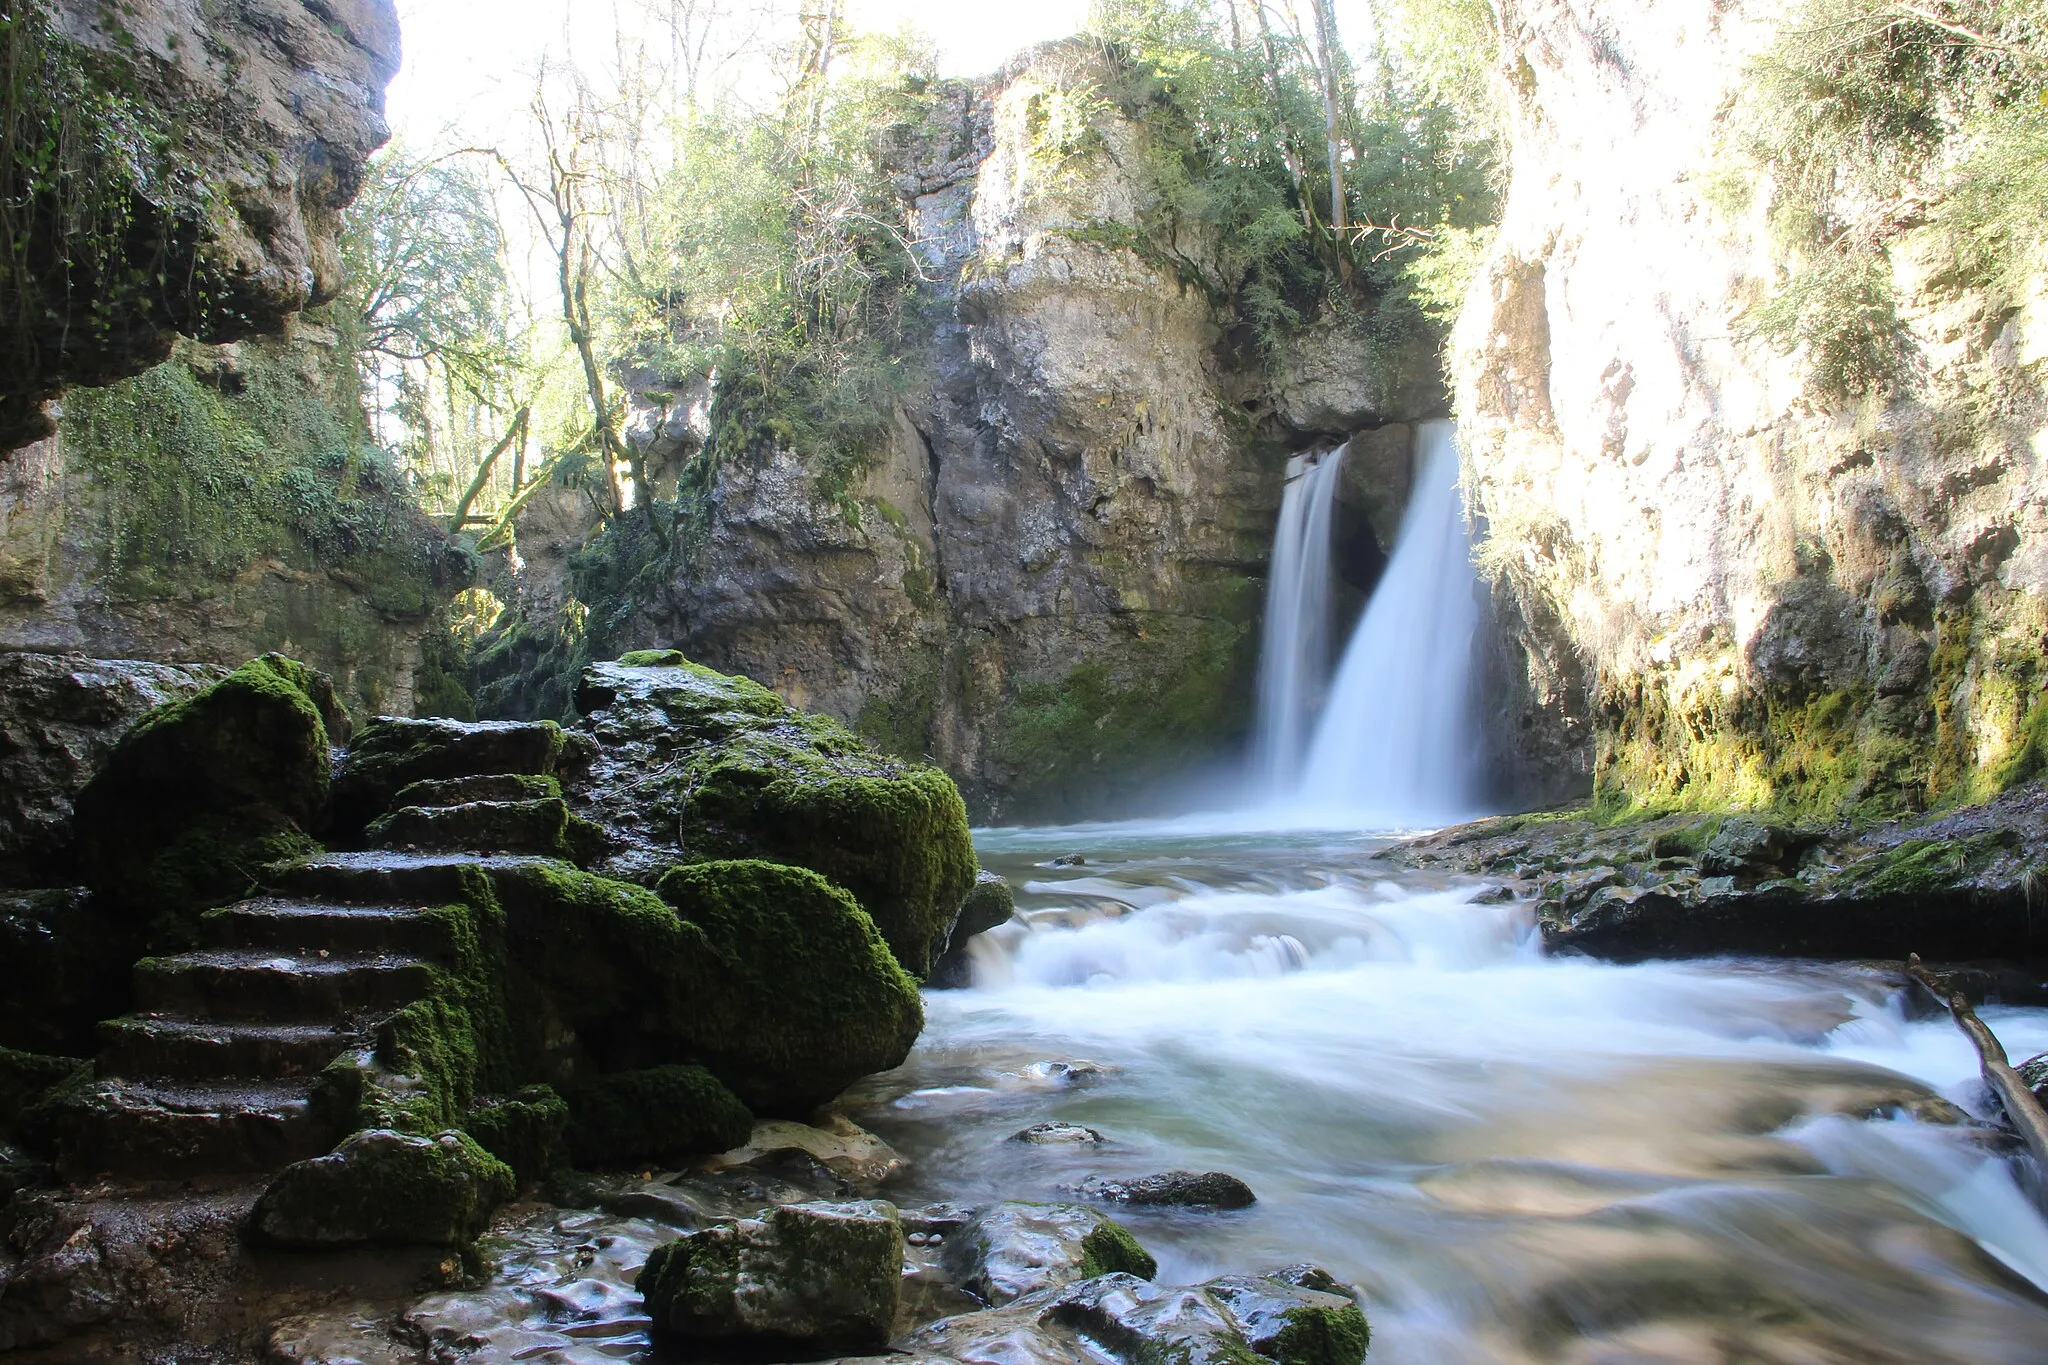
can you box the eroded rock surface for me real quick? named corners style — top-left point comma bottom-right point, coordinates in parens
top-left (2, 1), bottom-right (400, 449)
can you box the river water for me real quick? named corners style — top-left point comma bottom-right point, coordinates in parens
top-left (845, 822), bottom-right (2048, 1364)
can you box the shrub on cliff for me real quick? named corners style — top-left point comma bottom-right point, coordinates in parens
top-left (72, 654), bottom-right (344, 911)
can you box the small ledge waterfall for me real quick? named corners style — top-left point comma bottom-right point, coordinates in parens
top-left (1253, 419), bottom-right (1484, 827)
top-left (1250, 444), bottom-right (1351, 794)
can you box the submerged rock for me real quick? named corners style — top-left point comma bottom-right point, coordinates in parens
top-left (575, 657), bottom-right (978, 977)
top-left (1013, 1121), bottom-right (1106, 1145)
top-left (909, 1267), bottom-right (1369, 1365)
top-left (703, 1112), bottom-right (907, 1190)
top-left (1070, 1170), bottom-right (1258, 1209)
top-left (636, 1199), bottom-right (905, 1356)
top-left (940, 1201), bottom-right (1157, 1306)
top-left (249, 1127), bottom-right (515, 1248)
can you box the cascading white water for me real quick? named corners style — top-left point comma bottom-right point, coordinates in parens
top-left (1297, 418), bottom-right (1482, 824)
top-left (1250, 445), bottom-right (1351, 794)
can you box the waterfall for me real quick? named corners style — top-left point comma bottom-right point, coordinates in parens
top-left (1249, 444), bottom-right (1351, 794)
top-left (1297, 419), bottom-right (1482, 824)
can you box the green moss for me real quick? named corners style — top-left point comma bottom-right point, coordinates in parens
top-left (334, 716), bottom-right (570, 832)
top-left (367, 797), bottom-right (575, 857)
top-left (1269, 1300), bottom-right (1371, 1365)
top-left (72, 654), bottom-right (337, 912)
top-left (463, 1086), bottom-right (570, 1186)
top-left (564, 1064), bottom-right (753, 1167)
top-left (1649, 818), bottom-right (1722, 859)
top-left (395, 774), bottom-right (563, 805)
top-left (0, 1048), bottom-right (87, 1138)
top-left (618, 649), bottom-right (688, 667)
top-left (250, 1127), bottom-right (516, 1249)
top-left (654, 860), bottom-right (924, 1115)
top-left (1077, 1215), bottom-right (1158, 1280)
top-left (986, 613), bottom-right (1253, 821)
top-left (1828, 829), bottom-right (2017, 898)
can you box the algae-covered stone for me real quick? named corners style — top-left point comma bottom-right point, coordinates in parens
top-left (0, 1048), bottom-right (87, 1141)
top-left (565, 1065), bottom-right (753, 1167)
top-left (463, 1086), bottom-right (570, 1186)
top-left (636, 1199), bottom-right (904, 1356)
top-left (72, 654), bottom-right (339, 910)
top-left (1204, 1267), bottom-right (1372, 1365)
top-left (940, 1202), bottom-right (1157, 1306)
top-left (578, 658), bottom-right (978, 976)
top-left (930, 869), bottom-right (1016, 988)
top-left (655, 860), bottom-right (924, 1114)
top-left (250, 1127), bottom-right (515, 1247)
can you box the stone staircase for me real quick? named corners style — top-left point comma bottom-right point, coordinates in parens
top-left (54, 721), bottom-right (580, 1181)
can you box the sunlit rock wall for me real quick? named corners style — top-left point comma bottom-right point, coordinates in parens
top-left (1459, 0), bottom-right (2048, 815)
top-left (605, 44), bottom-right (1443, 821)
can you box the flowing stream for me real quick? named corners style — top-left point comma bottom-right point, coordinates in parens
top-left (848, 826), bottom-right (2048, 1364)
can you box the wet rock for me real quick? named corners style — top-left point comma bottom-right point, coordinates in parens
top-left (1069, 1171), bottom-right (1257, 1209)
top-left (1700, 819), bottom-right (1819, 878)
top-left (636, 1199), bottom-right (905, 1357)
top-left (0, 653), bottom-right (224, 886)
top-left (72, 655), bottom-right (343, 912)
top-left (564, 1064), bottom-right (753, 1169)
top-left (463, 1086), bottom-right (571, 1187)
top-left (930, 870), bottom-right (1017, 988)
top-left (901, 1201), bottom-right (978, 1238)
top-left (249, 1128), bottom-right (515, 1248)
top-left (0, 888), bottom-right (142, 1057)
top-left (2019, 1054), bottom-right (2048, 1108)
top-left (908, 1267), bottom-right (1369, 1365)
top-left (574, 657), bottom-right (978, 977)
top-left (702, 1113), bottom-right (907, 1190)
top-left (940, 1202), bottom-right (1157, 1305)
top-left (1013, 1122), bottom-right (1106, 1145)
top-left (333, 717), bottom-right (584, 836)
top-left (1051, 854), bottom-right (1088, 867)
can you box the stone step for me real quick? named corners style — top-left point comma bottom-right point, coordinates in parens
top-left (202, 899), bottom-right (450, 956)
top-left (276, 851), bottom-right (559, 903)
top-left (133, 950), bottom-right (435, 1022)
top-left (53, 1078), bottom-right (337, 1179)
top-left (97, 1016), bottom-right (360, 1081)
top-left (367, 798), bottom-right (571, 857)
top-left (394, 773), bottom-right (563, 807)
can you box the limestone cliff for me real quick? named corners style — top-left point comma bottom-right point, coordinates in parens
top-left (0, 329), bottom-right (470, 717)
top-left (515, 45), bottom-right (1442, 821)
top-left (1459, 0), bottom-right (2048, 817)
top-left (0, 0), bottom-right (400, 451)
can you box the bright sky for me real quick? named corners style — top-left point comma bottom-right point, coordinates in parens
top-left (387, 0), bottom-right (1096, 149)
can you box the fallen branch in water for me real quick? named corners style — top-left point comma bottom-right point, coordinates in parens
top-left (1905, 953), bottom-right (2048, 1178)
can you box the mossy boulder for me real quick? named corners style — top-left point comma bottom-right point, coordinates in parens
top-left (249, 1127), bottom-right (516, 1248)
top-left (577, 658), bottom-right (978, 977)
top-left (637, 1200), bottom-right (905, 1357)
top-left (484, 859), bottom-right (922, 1115)
top-left (72, 654), bottom-right (339, 911)
top-left (930, 870), bottom-right (1015, 988)
top-left (0, 1048), bottom-right (87, 1142)
top-left (654, 861), bottom-right (924, 1114)
top-left (463, 1086), bottom-right (570, 1186)
top-left (564, 1064), bottom-right (753, 1168)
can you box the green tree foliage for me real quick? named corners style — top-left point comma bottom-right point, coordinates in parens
top-left (1736, 0), bottom-right (2048, 400)
top-left (339, 148), bottom-right (526, 520)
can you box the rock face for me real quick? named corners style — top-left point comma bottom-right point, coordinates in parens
top-left (498, 45), bottom-right (1441, 821)
top-left (0, 335), bottom-right (469, 719)
top-left (0, 652), bottom-right (223, 887)
top-left (1, 1), bottom-right (400, 450)
top-left (1459, 0), bottom-right (2048, 815)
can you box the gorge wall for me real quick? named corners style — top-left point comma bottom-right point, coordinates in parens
top-left (498, 45), bottom-right (1443, 822)
top-left (0, 1), bottom-right (456, 719)
top-left (1, 0), bottom-right (400, 450)
top-left (1460, 0), bottom-right (2048, 817)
